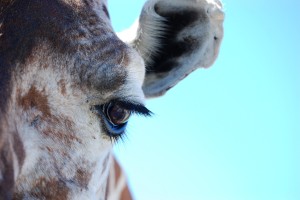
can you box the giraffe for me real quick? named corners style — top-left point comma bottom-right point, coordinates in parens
top-left (0, 0), bottom-right (224, 199)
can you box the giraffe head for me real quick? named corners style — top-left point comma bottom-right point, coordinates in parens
top-left (0, 0), bottom-right (224, 199)
top-left (1, 0), bottom-right (149, 198)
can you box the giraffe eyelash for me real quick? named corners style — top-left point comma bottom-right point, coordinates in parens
top-left (93, 99), bottom-right (152, 142)
top-left (106, 99), bottom-right (153, 117)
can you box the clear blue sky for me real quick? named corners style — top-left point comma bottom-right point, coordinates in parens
top-left (108, 0), bottom-right (300, 200)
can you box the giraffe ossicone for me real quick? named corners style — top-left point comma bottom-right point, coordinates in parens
top-left (0, 0), bottom-right (224, 199)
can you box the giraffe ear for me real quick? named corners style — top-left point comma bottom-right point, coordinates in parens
top-left (118, 0), bottom-right (224, 98)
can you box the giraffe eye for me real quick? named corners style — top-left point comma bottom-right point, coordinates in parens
top-left (93, 100), bottom-right (152, 141)
top-left (95, 101), bottom-right (131, 139)
top-left (104, 102), bottom-right (131, 126)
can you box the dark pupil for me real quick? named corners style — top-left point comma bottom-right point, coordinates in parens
top-left (108, 104), bottom-right (129, 125)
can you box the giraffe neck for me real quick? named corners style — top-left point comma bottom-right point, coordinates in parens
top-left (106, 157), bottom-right (133, 200)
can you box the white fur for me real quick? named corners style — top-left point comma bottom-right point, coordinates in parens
top-left (117, 0), bottom-right (168, 66)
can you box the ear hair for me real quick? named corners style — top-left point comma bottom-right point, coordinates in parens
top-left (117, 0), bottom-right (168, 67)
top-left (131, 0), bottom-right (168, 67)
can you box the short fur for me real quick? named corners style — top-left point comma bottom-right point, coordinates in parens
top-left (0, 0), bottom-right (224, 199)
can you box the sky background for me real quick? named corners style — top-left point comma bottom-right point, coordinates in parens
top-left (108, 0), bottom-right (300, 200)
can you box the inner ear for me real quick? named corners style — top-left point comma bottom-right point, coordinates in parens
top-left (146, 4), bottom-right (206, 74)
top-left (138, 0), bottom-right (223, 98)
top-left (139, 2), bottom-right (213, 98)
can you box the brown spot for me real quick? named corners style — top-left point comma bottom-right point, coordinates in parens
top-left (74, 168), bottom-right (92, 187)
top-left (18, 86), bottom-right (51, 118)
top-left (14, 177), bottom-right (69, 200)
top-left (58, 79), bottom-right (66, 95)
top-left (121, 185), bottom-right (133, 200)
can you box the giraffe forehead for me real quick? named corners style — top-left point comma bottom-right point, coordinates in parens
top-left (2, 0), bottom-right (139, 95)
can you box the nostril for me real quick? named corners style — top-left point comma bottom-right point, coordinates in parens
top-left (214, 36), bottom-right (218, 41)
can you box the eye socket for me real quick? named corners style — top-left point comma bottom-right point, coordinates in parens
top-left (93, 100), bottom-right (152, 141)
top-left (104, 102), bottom-right (131, 126)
